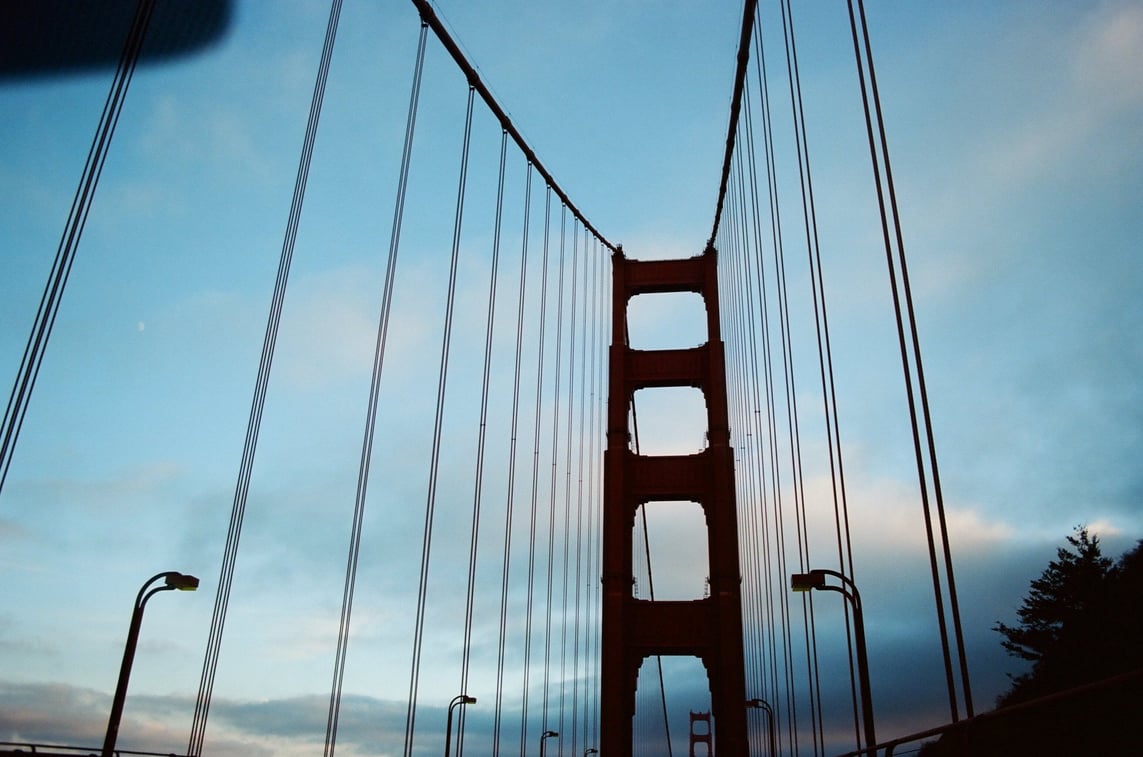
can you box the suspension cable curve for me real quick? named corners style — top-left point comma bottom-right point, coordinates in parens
top-left (409, 0), bottom-right (614, 253)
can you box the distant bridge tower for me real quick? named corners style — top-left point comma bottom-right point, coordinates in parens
top-left (600, 245), bottom-right (749, 755)
top-left (689, 710), bottom-right (714, 757)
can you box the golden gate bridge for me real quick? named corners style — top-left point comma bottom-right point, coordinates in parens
top-left (8, 0), bottom-right (1101, 754)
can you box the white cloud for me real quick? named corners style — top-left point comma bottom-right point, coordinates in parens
top-left (1072, 2), bottom-right (1143, 112)
top-left (1086, 518), bottom-right (1125, 540)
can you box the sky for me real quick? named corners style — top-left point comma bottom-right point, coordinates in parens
top-left (1, 1), bottom-right (1142, 756)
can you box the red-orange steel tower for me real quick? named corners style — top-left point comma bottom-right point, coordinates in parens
top-left (600, 245), bottom-right (748, 755)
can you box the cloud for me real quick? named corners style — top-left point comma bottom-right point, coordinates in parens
top-left (272, 263), bottom-right (390, 390)
top-left (0, 681), bottom-right (402, 757)
top-left (1072, 1), bottom-right (1143, 113)
top-left (1087, 518), bottom-right (1124, 539)
top-left (0, 517), bottom-right (28, 543)
top-left (0, 679), bottom-right (575, 757)
top-left (0, 682), bottom-right (123, 748)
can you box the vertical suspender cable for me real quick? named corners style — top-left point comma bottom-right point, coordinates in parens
top-left (321, 16), bottom-right (424, 757)
top-left (0, 0), bottom-right (158, 497)
top-left (542, 205), bottom-right (568, 736)
top-left (743, 123), bottom-right (802, 756)
top-left (402, 84), bottom-right (477, 757)
top-left (595, 249), bottom-right (610, 749)
top-left (781, 0), bottom-right (855, 590)
top-left (590, 238), bottom-right (608, 749)
top-left (320, 19), bottom-right (426, 757)
top-left (846, 0), bottom-right (973, 721)
top-left (569, 227), bottom-right (590, 757)
top-left (456, 129), bottom-right (509, 756)
top-left (625, 324), bottom-right (673, 756)
top-left (493, 162), bottom-right (533, 755)
top-left (410, 0), bottom-right (613, 253)
top-left (520, 186), bottom-right (554, 756)
top-left (186, 2), bottom-right (346, 753)
top-left (751, 16), bottom-right (828, 753)
top-left (778, 1), bottom-right (863, 746)
top-left (579, 236), bottom-right (600, 753)
top-left (558, 221), bottom-right (581, 752)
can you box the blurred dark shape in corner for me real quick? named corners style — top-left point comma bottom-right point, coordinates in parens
top-left (0, 0), bottom-right (232, 79)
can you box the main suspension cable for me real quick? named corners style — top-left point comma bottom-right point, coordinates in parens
top-left (710, 0), bottom-right (760, 247)
top-left (409, 0), bottom-right (614, 252)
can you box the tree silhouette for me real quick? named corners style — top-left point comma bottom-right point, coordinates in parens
top-left (993, 526), bottom-right (1114, 704)
top-left (919, 527), bottom-right (1143, 755)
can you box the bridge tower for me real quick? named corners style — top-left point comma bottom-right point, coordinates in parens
top-left (600, 245), bottom-right (749, 754)
top-left (689, 711), bottom-right (714, 756)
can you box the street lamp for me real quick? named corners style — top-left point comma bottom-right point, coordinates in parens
top-left (444, 694), bottom-right (476, 757)
top-left (791, 568), bottom-right (876, 755)
top-left (746, 698), bottom-right (776, 757)
top-left (101, 571), bottom-right (199, 757)
top-left (539, 729), bottom-right (558, 757)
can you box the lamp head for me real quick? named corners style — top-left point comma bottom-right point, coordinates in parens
top-left (746, 698), bottom-right (764, 707)
top-left (463, 695), bottom-right (477, 704)
top-left (165, 572), bottom-right (200, 591)
top-left (543, 730), bottom-right (559, 738)
top-left (790, 570), bottom-right (826, 592)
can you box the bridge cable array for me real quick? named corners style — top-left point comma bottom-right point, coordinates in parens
top-left (711, 0), bottom-right (976, 753)
top-left (625, 342), bottom-right (675, 756)
top-left (0, 0), bottom-right (158, 497)
top-left (190, 1), bottom-right (348, 753)
top-left (2, 0), bottom-right (981, 752)
top-left (846, 0), bottom-right (974, 723)
top-left (183, 1), bottom-right (613, 754)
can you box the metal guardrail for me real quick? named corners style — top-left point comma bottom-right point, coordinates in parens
top-left (831, 666), bottom-right (1143, 757)
top-left (0, 743), bottom-right (189, 757)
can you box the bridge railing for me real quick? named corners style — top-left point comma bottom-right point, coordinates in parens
top-left (0, 742), bottom-right (189, 757)
top-left (831, 667), bottom-right (1143, 756)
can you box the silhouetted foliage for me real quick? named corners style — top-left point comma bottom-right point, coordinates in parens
top-left (993, 527), bottom-right (1114, 703)
top-left (918, 527), bottom-right (1143, 756)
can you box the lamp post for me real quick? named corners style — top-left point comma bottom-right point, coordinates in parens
top-left (101, 571), bottom-right (199, 757)
top-left (791, 568), bottom-right (875, 755)
top-left (746, 698), bottom-right (776, 757)
top-left (444, 694), bottom-right (476, 757)
top-left (539, 729), bottom-right (558, 757)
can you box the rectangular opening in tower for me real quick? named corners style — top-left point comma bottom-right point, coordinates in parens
top-left (629, 386), bottom-right (709, 456)
top-left (627, 291), bottom-right (709, 350)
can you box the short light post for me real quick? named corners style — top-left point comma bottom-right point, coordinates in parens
top-left (102, 571), bottom-right (199, 757)
top-left (791, 568), bottom-right (875, 755)
top-left (444, 694), bottom-right (476, 757)
top-left (746, 698), bottom-right (776, 757)
top-left (540, 729), bottom-right (558, 757)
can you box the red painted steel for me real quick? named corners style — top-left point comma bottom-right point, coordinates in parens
top-left (690, 711), bottom-right (714, 757)
top-left (600, 245), bottom-right (749, 755)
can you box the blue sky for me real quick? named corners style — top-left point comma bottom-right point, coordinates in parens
top-left (2, 1), bottom-right (1141, 756)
